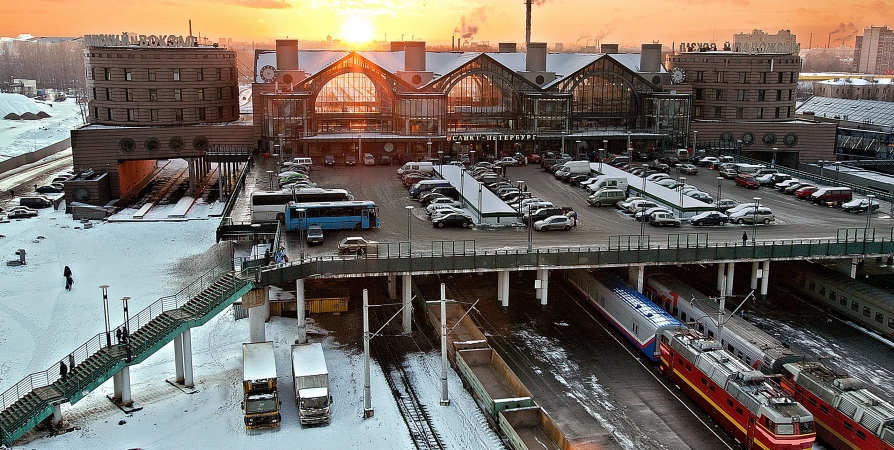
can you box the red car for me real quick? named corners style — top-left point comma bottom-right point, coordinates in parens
top-left (734, 174), bottom-right (759, 188)
top-left (795, 185), bottom-right (819, 199)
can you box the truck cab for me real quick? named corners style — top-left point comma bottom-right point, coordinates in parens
top-left (291, 343), bottom-right (332, 425)
top-left (242, 342), bottom-right (282, 429)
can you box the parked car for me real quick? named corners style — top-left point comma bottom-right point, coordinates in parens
top-left (696, 156), bottom-right (720, 167)
top-left (649, 212), bottom-right (681, 227)
top-left (534, 215), bottom-right (573, 231)
top-left (324, 155), bottom-right (336, 166)
top-left (429, 186), bottom-right (460, 200)
top-left (774, 178), bottom-right (801, 191)
top-left (526, 153), bottom-right (542, 164)
top-left (6, 206), bottom-right (39, 219)
top-left (658, 156), bottom-right (681, 166)
top-left (655, 179), bottom-right (679, 189)
top-left (645, 173), bottom-right (671, 183)
top-left (627, 200), bottom-right (659, 214)
top-left (337, 237), bottom-right (378, 254)
top-left (720, 168), bottom-right (738, 179)
top-left (686, 191), bottom-right (714, 203)
top-left (496, 156), bottom-right (519, 167)
top-left (713, 199), bottom-right (740, 212)
top-left (677, 164), bottom-right (699, 175)
top-left (729, 207), bottom-right (775, 224)
top-left (756, 174), bottom-right (776, 186)
top-left (725, 203), bottom-right (760, 216)
top-left (345, 155), bottom-right (357, 166)
top-left (648, 162), bottom-right (670, 173)
top-left (363, 153), bottom-right (376, 166)
top-left (35, 184), bottom-right (65, 194)
top-left (689, 210), bottom-right (729, 226)
top-left (634, 206), bottom-right (672, 222)
top-left (420, 192), bottom-right (448, 206)
top-left (379, 155), bottom-right (392, 165)
top-left (841, 198), bottom-right (881, 213)
top-left (794, 186), bottom-right (819, 199)
top-left (734, 174), bottom-right (760, 188)
top-left (432, 212), bottom-right (474, 228)
top-left (426, 198), bottom-right (463, 214)
top-left (616, 196), bottom-right (644, 210)
top-left (783, 182), bottom-right (811, 195)
top-left (306, 224), bottom-right (324, 244)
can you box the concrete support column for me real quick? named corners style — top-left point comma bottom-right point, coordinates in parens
top-left (296, 278), bottom-right (306, 344)
top-left (725, 262), bottom-right (735, 297)
top-left (173, 334), bottom-right (185, 383)
top-left (850, 257), bottom-right (860, 278)
top-left (188, 158), bottom-right (196, 197)
top-left (402, 274), bottom-right (412, 334)
top-left (387, 274), bottom-right (397, 300)
top-left (760, 260), bottom-right (771, 296)
top-left (498, 270), bottom-right (510, 308)
top-left (629, 265), bottom-right (644, 293)
top-left (52, 404), bottom-right (63, 425)
top-left (113, 371), bottom-right (122, 401)
top-left (534, 269), bottom-right (543, 300)
top-left (119, 367), bottom-right (132, 406)
top-left (182, 328), bottom-right (194, 388)
top-left (248, 303), bottom-right (266, 343)
top-left (540, 269), bottom-right (550, 306)
top-left (717, 263), bottom-right (725, 291)
top-left (750, 261), bottom-right (760, 290)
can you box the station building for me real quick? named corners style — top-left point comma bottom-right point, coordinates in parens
top-left (67, 33), bottom-right (253, 206)
top-left (665, 44), bottom-right (837, 166)
top-left (251, 40), bottom-right (691, 164)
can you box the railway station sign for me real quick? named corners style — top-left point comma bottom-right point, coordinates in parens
top-left (84, 33), bottom-right (198, 48)
top-left (447, 134), bottom-right (537, 142)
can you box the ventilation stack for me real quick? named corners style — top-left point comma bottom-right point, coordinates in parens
top-left (396, 41), bottom-right (433, 87)
top-left (274, 39), bottom-right (306, 85)
top-left (519, 42), bottom-right (555, 87)
top-left (639, 43), bottom-right (667, 85)
top-left (498, 43), bottom-right (517, 53)
top-left (601, 44), bottom-right (619, 54)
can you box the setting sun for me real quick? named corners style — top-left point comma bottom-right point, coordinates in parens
top-left (340, 16), bottom-right (375, 44)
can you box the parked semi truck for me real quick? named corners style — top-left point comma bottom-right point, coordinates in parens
top-left (290, 343), bottom-right (332, 425)
top-left (242, 342), bottom-right (281, 429)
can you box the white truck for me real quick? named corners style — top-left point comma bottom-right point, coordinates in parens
top-left (291, 343), bottom-right (332, 425)
top-left (586, 176), bottom-right (629, 193)
top-left (242, 342), bottom-right (281, 429)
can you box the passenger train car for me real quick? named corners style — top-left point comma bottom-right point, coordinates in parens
top-left (778, 261), bottom-right (894, 342)
top-left (565, 269), bottom-right (682, 361)
top-left (660, 329), bottom-right (816, 450)
top-left (780, 361), bottom-right (894, 450)
top-left (644, 273), bottom-right (803, 373)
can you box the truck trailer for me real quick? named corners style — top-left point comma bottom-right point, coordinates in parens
top-left (291, 343), bottom-right (332, 425)
top-left (242, 342), bottom-right (282, 429)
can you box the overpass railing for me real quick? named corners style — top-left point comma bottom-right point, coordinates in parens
top-left (258, 229), bottom-right (894, 285)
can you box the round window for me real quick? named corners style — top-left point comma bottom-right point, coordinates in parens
top-left (411, 74), bottom-right (422, 85)
top-left (535, 75), bottom-right (545, 84)
top-left (741, 132), bottom-right (755, 146)
top-left (762, 132), bottom-right (777, 146)
top-left (119, 138), bottom-right (136, 154)
top-left (169, 136), bottom-right (185, 152)
top-left (193, 136), bottom-right (210, 151)
top-left (783, 133), bottom-right (798, 147)
top-left (720, 132), bottom-right (734, 142)
top-left (145, 137), bottom-right (160, 153)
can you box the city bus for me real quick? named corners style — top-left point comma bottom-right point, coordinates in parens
top-left (250, 189), bottom-right (353, 222)
top-left (285, 200), bottom-right (379, 231)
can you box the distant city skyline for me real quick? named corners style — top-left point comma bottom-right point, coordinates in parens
top-left (2, 0), bottom-right (890, 49)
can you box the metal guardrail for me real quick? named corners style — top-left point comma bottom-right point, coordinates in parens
top-left (257, 230), bottom-right (894, 285)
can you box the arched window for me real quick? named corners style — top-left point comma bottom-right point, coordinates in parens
top-left (316, 73), bottom-right (378, 113)
top-left (571, 73), bottom-right (636, 122)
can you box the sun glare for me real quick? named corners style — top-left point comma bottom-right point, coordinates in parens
top-left (341, 16), bottom-right (375, 44)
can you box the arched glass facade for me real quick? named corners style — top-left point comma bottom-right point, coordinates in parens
top-left (446, 73), bottom-right (519, 131)
top-left (313, 72), bottom-right (392, 132)
top-left (571, 73), bottom-right (636, 127)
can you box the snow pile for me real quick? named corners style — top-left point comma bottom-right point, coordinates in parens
top-left (0, 93), bottom-right (54, 118)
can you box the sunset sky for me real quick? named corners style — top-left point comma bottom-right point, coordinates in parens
top-left (2, 0), bottom-right (892, 49)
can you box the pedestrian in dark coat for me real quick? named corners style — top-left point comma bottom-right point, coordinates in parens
top-left (60, 361), bottom-right (68, 382)
top-left (742, 231), bottom-right (748, 246)
top-left (264, 248), bottom-right (271, 266)
top-left (65, 274), bottom-right (74, 290)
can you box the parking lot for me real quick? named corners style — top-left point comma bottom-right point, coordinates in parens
top-left (262, 157), bottom-right (891, 257)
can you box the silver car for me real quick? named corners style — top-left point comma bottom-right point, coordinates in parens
top-left (728, 207), bottom-right (775, 224)
top-left (534, 215), bottom-right (573, 231)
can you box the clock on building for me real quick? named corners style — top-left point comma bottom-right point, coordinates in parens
top-left (259, 65), bottom-right (276, 83)
top-left (670, 67), bottom-right (685, 84)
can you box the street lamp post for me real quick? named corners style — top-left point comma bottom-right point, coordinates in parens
top-left (716, 176), bottom-right (723, 203)
top-left (121, 296), bottom-right (132, 361)
top-left (866, 194), bottom-right (875, 231)
top-left (598, 149), bottom-right (604, 172)
top-left (640, 177), bottom-right (647, 238)
top-left (100, 285), bottom-right (111, 348)
top-left (692, 130), bottom-right (698, 153)
top-left (266, 170), bottom-right (274, 191)
top-left (835, 162), bottom-right (840, 180)
top-left (297, 208), bottom-right (306, 261)
top-left (470, 150), bottom-right (476, 166)
top-left (679, 177), bottom-right (686, 210)
top-left (405, 206), bottom-right (414, 254)
top-left (819, 160), bottom-right (825, 178)
top-left (575, 140), bottom-right (582, 160)
top-left (438, 150), bottom-right (443, 172)
top-left (427, 134), bottom-right (433, 159)
top-left (752, 197), bottom-right (761, 246)
top-left (602, 140), bottom-right (608, 159)
top-left (627, 131), bottom-right (632, 164)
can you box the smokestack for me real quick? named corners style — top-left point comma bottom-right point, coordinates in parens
top-left (601, 43), bottom-right (619, 54)
top-left (404, 41), bottom-right (426, 71)
top-left (525, 0), bottom-right (532, 45)
top-left (276, 39), bottom-right (299, 71)
top-left (526, 42), bottom-right (547, 72)
top-left (640, 43), bottom-right (662, 73)
top-left (189, 20), bottom-right (192, 38)
top-left (499, 43), bottom-right (517, 53)
top-left (452, 36), bottom-right (455, 52)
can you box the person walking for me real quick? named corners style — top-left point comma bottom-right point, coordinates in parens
top-left (572, 211), bottom-right (578, 227)
top-left (59, 361), bottom-right (68, 382)
top-left (742, 231), bottom-right (748, 246)
top-left (65, 274), bottom-right (74, 290)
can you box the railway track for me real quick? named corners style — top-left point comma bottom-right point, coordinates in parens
top-left (368, 298), bottom-right (445, 450)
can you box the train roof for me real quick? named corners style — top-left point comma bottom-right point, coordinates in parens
top-left (667, 330), bottom-right (813, 423)
top-left (647, 273), bottom-right (801, 372)
top-left (810, 262), bottom-right (894, 308)
top-left (785, 361), bottom-right (894, 438)
top-left (595, 274), bottom-right (682, 329)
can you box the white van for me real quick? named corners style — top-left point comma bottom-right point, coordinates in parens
top-left (397, 161), bottom-right (434, 175)
top-left (587, 188), bottom-right (626, 206)
top-left (587, 177), bottom-right (629, 192)
top-left (289, 157), bottom-right (313, 169)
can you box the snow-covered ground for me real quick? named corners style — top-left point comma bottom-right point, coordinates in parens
top-left (0, 93), bottom-right (83, 161)
top-left (0, 202), bottom-right (501, 449)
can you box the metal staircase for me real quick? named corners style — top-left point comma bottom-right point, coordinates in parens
top-left (0, 263), bottom-right (255, 446)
